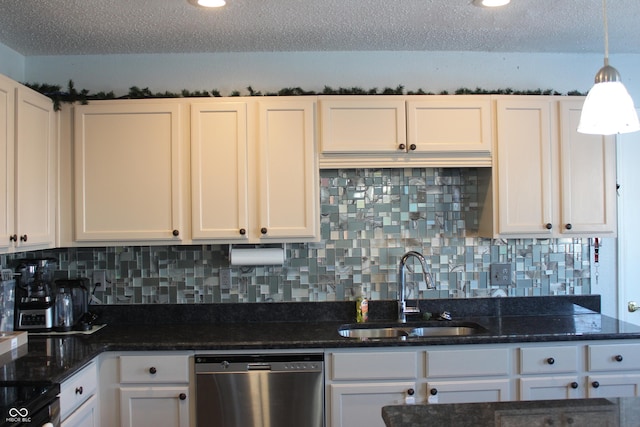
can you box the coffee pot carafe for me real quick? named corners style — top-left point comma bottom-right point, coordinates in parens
top-left (53, 286), bottom-right (74, 332)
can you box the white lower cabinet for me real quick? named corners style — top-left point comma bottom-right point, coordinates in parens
top-left (327, 350), bottom-right (417, 427)
top-left (60, 359), bottom-right (99, 427)
top-left (120, 385), bottom-right (190, 427)
top-left (61, 394), bottom-right (99, 427)
top-left (325, 339), bottom-right (640, 426)
top-left (586, 342), bottom-right (640, 398)
top-left (329, 382), bottom-right (416, 427)
top-left (98, 351), bottom-right (194, 427)
top-left (425, 346), bottom-right (511, 404)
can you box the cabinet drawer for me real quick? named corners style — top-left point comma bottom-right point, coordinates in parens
top-left (120, 354), bottom-right (190, 383)
top-left (60, 360), bottom-right (97, 421)
top-left (520, 346), bottom-right (577, 374)
top-left (588, 343), bottom-right (640, 372)
top-left (426, 348), bottom-right (509, 378)
top-left (331, 351), bottom-right (417, 380)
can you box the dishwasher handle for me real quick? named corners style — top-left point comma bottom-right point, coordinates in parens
top-left (247, 363), bottom-right (271, 371)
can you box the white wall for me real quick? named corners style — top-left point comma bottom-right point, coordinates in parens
top-left (0, 42), bottom-right (25, 81)
top-left (22, 51), bottom-right (640, 101)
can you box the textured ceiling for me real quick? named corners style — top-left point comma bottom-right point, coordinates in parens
top-left (0, 0), bottom-right (639, 56)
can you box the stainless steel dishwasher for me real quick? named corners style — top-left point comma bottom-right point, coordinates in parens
top-left (195, 353), bottom-right (324, 427)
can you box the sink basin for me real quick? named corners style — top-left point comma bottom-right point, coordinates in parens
top-left (337, 322), bottom-right (487, 340)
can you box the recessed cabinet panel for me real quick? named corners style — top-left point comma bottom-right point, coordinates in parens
top-left (191, 102), bottom-right (249, 240)
top-left (426, 379), bottom-right (511, 404)
top-left (519, 376), bottom-right (584, 401)
top-left (407, 97), bottom-right (491, 153)
top-left (559, 101), bottom-right (616, 235)
top-left (495, 99), bottom-right (554, 236)
top-left (74, 103), bottom-right (183, 242)
top-left (319, 97), bottom-right (406, 153)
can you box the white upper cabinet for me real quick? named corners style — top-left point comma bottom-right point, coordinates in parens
top-left (406, 96), bottom-right (492, 154)
top-left (558, 100), bottom-right (616, 236)
top-left (494, 98), bottom-right (556, 237)
top-left (319, 95), bottom-right (492, 168)
top-left (256, 99), bottom-right (318, 241)
top-left (480, 96), bottom-right (616, 238)
top-left (0, 75), bottom-right (15, 253)
top-left (191, 98), bottom-right (318, 243)
top-left (319, 97), bottom-right (406, 154)
top-left (0, 74), bottom-right (56, 253)
top-left (74, 101), bottom-right (186, 243)
top-left (191, 101), bottom-right (249, 241)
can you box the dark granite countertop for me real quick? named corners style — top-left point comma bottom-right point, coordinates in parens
top-left (382, 398), bottom-right (640, 426)
top-left (3, 296), bottom-right (640, 387)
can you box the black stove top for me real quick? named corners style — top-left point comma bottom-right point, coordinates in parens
top-left (0, 382), bottom-right (59, 426)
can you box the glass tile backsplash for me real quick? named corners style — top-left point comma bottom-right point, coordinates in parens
top-left (1, 168), bottom-right (590, 304)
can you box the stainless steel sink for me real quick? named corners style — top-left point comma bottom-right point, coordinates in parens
top-left (337, 322), bottom-right (487, 340)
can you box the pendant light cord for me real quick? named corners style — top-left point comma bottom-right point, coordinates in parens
top-left (603, 0), bottom-right (609, 65)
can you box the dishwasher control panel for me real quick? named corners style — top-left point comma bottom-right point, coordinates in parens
top-left (195, 354), bottom-right (324, 373)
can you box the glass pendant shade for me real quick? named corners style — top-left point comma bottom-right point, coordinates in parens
top-left (578, 63), bottom-right (640, 135)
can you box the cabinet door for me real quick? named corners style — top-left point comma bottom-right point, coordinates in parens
top-left (120, 386), bottom-right (189, 427)
top-left (0, 76), bottom-right (14, 253)
top-left (319, 97), bottom-right (406, 153)
top-left (407, 96), bottom-right (492, 153)
top-left (519, 376), bottom-right (584, 400)
top-left (14, 86), bottom-right (56, 249)
top-left (74, 103), bottom-right (184, 242)
top-left (559, 100), bottom-right (617, 236)
top-left (495, 99), bottom-right (555, 236)
top-left (191, 102), bottom-right (249, 241)
top-left (329, 382), bottom-right (415, 427)
top-left (61, 394), bottom-right (99, 427)
top-left (257, 99), bottom-right (318, 240)
top-left (587, 374), bottom-right (640, 398)
top-left (426, 379), bottom-right (511, 404)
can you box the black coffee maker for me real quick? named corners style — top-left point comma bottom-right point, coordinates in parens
top-left (14, 258), bottom-right (57, 331)
top-left (53, 278), bottom-right (91, 331)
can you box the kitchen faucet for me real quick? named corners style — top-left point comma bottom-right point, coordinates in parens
top-left (398, 251), bottom-right (435, 323)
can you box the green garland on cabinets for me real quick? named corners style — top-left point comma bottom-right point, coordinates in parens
top-left (24, 80), bottom-right (587, 111)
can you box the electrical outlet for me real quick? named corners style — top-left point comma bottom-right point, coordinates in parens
top-left (92, 270), bottom-right (107, 288)
top-left (490, 263), bottom-right (512, 286)
top-left (220, 268), bottom-right (232, 289)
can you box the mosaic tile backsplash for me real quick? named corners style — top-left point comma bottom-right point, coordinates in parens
top-left (1, 168), bottom-right (591, 304)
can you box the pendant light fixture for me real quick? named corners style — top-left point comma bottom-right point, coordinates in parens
top-left (472, 0), bottom-right (511, 7)
top-left (188, 0), bottom-right (226, 8)
top-left (578, 0), bottom-right (640, 135)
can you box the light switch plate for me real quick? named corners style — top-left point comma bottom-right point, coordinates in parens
top-left (490, 263), bottom-right (512, 286)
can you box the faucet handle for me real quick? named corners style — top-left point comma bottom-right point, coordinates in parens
top-left (439, 311), bottom-right (452, 321)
